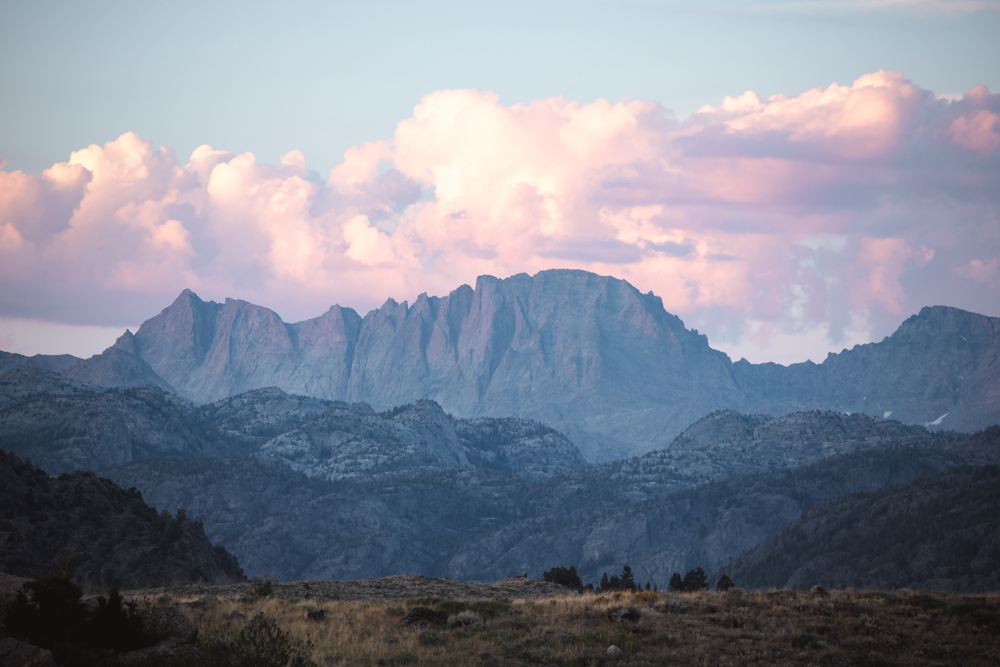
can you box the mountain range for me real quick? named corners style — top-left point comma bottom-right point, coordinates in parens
top-left (3, 269), bottom-right (998, 461)
top-left (2, 362), bottom-right (996, 589)
top-left (1, 268), bottom-right (999, 592)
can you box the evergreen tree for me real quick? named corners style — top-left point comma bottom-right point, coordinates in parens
top-left (600, 573), bottom-right (609, 591)
top-left (620, 565), bottom-right (637, 592)
top-left (543, 565), bottom-right (583, 592)
top-left (716, 574), bottom-right (735, 592)
top-left (682, 567), bottom-right (708, 591)
top-left (668, 572), bottom-right (683, 592)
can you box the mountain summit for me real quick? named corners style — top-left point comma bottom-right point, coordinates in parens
top-left (26, 270), bottom-right (1000, 461)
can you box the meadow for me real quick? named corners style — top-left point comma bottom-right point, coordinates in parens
top-left (153, 584), bottom-right (1000, 667)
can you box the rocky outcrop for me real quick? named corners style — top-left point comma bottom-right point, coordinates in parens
top-left (0, 638), bottom-right (58, 667)
top-left (84, 271), bottom-right (998, 461)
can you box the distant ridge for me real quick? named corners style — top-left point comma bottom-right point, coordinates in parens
top-left (5, 270), bottom-right (999, 460)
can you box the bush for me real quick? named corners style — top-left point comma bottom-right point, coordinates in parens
top-left (448, 610), bottom-right (483, 628)
top-left (223, 614), bottom-right (315, 667)
top-left (2, 572), bottom-right (149, 667)
top-left (251, 576), bottom-right (275, 599)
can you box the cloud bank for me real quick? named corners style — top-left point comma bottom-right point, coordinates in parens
top-left (1, 71), bottom-right (998, 363)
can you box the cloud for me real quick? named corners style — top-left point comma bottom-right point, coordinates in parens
top-left (1, 72), bottom-right (998, 363)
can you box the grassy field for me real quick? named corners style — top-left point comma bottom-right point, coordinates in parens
top-left (149, 585), bottom-right (1000, 666)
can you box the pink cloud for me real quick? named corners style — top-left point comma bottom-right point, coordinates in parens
top-left (1, 71), bottom-right (998, 362)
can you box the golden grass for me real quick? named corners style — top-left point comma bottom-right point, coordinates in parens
top-left (141, 587), bottom-right (1000, 666)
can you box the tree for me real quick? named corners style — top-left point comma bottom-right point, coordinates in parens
top-left (682, 567), bottom-right (708, 591)
top-left (716, 574), bottom-right (735, 592)
top-left (543, 566), bottom-right (583, 592)
top-left (620, 565), bottom-right (637, 592)
top-left (600, 573), bottom-right (610, 590)
top-left (668, 572), bottom-right (683, 592)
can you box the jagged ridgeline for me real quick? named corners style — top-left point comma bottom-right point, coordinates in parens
top-left (3, 269), bottom-right (999, 462)
top-left (0, 450), bottom-right (244, 588)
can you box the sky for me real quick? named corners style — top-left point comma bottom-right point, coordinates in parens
top-left (1, 0), bottom-right (998, 364)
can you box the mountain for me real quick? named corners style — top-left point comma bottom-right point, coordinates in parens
top-left (97, 407), bottom-right (993, 586)
top-left (0, 384), bottom-right (215, 474)
top-left (0, 351), bottom-right (81, 375)
top-left (70, 270), bottom-right (997, 461)
top-left (0, 374), bottom-right (585, 482)
top-left (0, 450), bottom-right (244, 588)
top-left (727, 459), bottom-right (1000, 592)
top-left (0, 367), bottom-right (95, 411)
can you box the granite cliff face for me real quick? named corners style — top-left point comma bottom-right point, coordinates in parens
top-left (91, 270), bottom-right (998, 461)
top-left (121, 272), bottom-right (741, 461)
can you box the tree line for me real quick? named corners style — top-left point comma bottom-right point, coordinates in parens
top-left (543, 564), bottom-right (735, 593)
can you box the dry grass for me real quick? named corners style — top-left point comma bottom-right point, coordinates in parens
top-left (137, 586), bottom-right (1000, 666)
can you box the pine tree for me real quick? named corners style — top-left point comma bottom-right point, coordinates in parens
top-left (682, 567), bottom-right (708, 591)
top-left (600, 573), bottom-right (610, 591)
top-left (620, 565), bottom-right (636, 592)
top-left (668, 572), bottom-right (683, 592)
top-left (716, 574), bottom-right (735, 592)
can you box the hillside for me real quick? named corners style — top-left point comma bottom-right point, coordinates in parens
top-left (0, 450), bottom-right (244, 588)
top-left (728, 460), bottom-right (1000, 592)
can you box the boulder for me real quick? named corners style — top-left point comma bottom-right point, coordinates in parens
top-left (0, 638), bottom-right (58, 667)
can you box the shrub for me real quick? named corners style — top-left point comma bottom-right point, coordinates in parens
top-left (224, 613), bottom-right (315, 667)
top-left (3, 572), bottom-right (149, 667)
top-left (251, 577), bottom-right (275, 599)
top-left (448, 610), bottom-right (483, 628)
top-left (634, 591), bottom-right (658, 607)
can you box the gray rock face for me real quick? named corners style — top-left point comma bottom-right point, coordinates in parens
top-left (99, 270), bottom-right (999, 461)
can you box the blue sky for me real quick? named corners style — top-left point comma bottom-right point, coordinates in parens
top-left (3, 0), bottom-right (997, 177)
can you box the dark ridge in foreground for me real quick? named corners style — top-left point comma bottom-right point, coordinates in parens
top-left (0, 450), bottom-right (244, 589)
